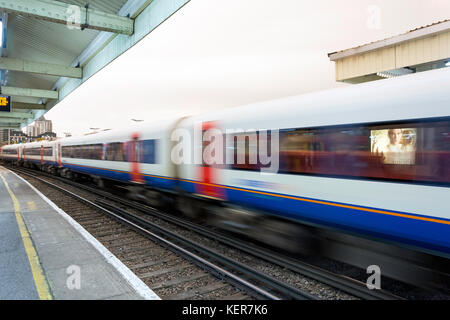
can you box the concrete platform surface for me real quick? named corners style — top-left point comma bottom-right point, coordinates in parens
top-left (0, 166), bottom-right (160, 300)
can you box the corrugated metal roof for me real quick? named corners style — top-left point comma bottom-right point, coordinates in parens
top-left (7, 14), bottom-right (99, 66)
top-left (0, 0), bottom-right (130, 128)
top-left (328, 19), bottom-right (450, 59)
top-left (60, 0), bottom-right (128, 15)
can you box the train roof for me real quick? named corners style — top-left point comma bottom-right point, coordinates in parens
top-left (184, 67), bottom-right (450, 130)
top-left (59, 118), bottom-right (178, 146)
top-left (1, 144), bottom-right (20, 149)
top-left (10, 67), bottom-right (449, 147)
top-left (2, 140), bottom-right (55, 150)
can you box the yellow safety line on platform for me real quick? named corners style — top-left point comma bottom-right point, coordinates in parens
top-left (27, 201), bottom-right (37, 211)
top-left (0, 173), bottom-right (53, 300)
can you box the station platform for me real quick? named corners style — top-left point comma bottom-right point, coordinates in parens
top-left (0, 166), bottom-right (160, 300)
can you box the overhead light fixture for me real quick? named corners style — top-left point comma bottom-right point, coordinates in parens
top-left (377, 68), bottom-right (414, 79)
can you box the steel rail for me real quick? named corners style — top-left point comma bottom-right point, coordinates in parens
top-left (14, 168), bottom-right (316, 300)
top-left (98, 196), bottom-right (401, 300)
top-left (10, 166), bottom-right (402, 300)
top-left (11, 166), bottom-right (401, 299)
top-left (10, 165), bottom-right (404, 300)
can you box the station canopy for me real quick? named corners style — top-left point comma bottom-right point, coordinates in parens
top-left (0, 0), bottom-right (189, 130)
top-left (328, 19), bottom-right (450, 84)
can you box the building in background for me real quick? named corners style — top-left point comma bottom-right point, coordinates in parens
top-left (9, 130), bottom-right (28, 145)
top-left (0, 116), bottom-right (58, 145)
top-left (0, 129), bottom-right (10, 145)
top-left (26, 116), bottom-right (53, 137)
top-left (26, 126), bottom-right (34, 137)
top-left (23, 116), bottom-right (57, 142)
top-left (37, 132), bottom-right (57, 140)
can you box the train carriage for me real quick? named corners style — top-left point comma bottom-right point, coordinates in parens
top-left (1, 67), bottom-right (448, 286)
top-left (21, 141), bottom-right (58, 172)
top-left (59, 120), bottom-right (178, 203)
top-left (0, 144), bottom-right (21, 164)
top-left (175, 67), bottom-right (450, 257)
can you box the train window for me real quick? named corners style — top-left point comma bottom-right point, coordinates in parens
top-left (25, 148), bottom-right (41, 156)
top-left (63, 146), bottom-right (72, 159)
top-left (279, 119), bottom-right (450, 184)
top-left (22, 147), bottom-right (53, 157)
top-left (105, 142), bottom-right (125, 162)
top-left (44, 147), bottom-right (53, 157)
top-left (2, 149), bottom-right (17, 155)
top-left (62, 146), bottom-right (72, 158)
top-left (62, 144), bottom-right (103, 160)
top-left (228, 132), bottom-right (273, 171)
top-left (140, 139), bottom-right (157, 164)
top-left (123, 139), bottom-right (158, 164)
top-left (93, 144), bottom-right (103, 160)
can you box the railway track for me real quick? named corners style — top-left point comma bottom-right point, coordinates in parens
top-left (11, 167), bottom-right (321, 300)
top-left (10, 166), bottom-right (404, 300)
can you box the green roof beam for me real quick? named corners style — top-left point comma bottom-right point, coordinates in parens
top-left (1, 86), bottom-right (58, 100)
top-left (11, 102), bottom-right (47, 110)
top-left (0, 112), bottom-right (34, 119)
top-left (0, 125), bottom-right (21, 129)
top-left (0, 0), bottom-right (134, 35)
top-left (0, 118), bottom-right (23, 125)
top-left (0, 57), bottom-right (82, 78)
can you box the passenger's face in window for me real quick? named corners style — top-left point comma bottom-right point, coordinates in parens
top-left (388, 129), bottom-right (403, 145)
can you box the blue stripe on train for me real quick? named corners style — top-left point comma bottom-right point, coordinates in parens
top-left (63, 163), bottom-right (176, 189)
top-left (25, 159), bottom-right (59, 166)
top-left (63, 163), bottom-right (450, 256)
top-left (178, 179), bottom-right (450, 256)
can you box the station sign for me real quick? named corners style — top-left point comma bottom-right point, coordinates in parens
top-left (0, 96), bottom-right (11, 112)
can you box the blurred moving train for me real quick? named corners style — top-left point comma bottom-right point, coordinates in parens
top-left (2, 67), bottom-right (449, 285)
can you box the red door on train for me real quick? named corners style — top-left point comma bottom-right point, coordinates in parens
top-left (57, 143), bottom-right (62, 167)
top-left (129, 133), bottom-right (144, 184)
top-left (40, 144), bottom-right (44, 165)
top-left (196, 121), bottom-right (225, 200)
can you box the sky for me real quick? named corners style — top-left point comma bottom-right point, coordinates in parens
top-left (44, 0), bottom-right (450, 137)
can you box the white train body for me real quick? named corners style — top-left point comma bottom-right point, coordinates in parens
top-left (58, 120), bottom-right (177, 190)
top-left (175, 68), bottom-right (450, 256)
top-left (21, 141), bottom-right (57, 166)
top-left (1, 67), bottom-right (449, 257)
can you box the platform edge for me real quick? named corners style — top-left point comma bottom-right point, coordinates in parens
top-left (9, 169), bottom-right (161, 301)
